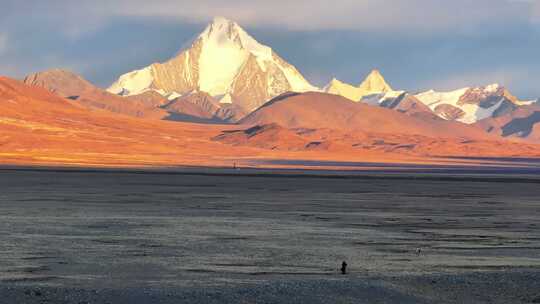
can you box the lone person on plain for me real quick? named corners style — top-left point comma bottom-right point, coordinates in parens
top-left (341, 261), bottom-right (348, 274)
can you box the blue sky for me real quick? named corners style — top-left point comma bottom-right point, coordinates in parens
top-left (1, 0), bottom-right (540, 99)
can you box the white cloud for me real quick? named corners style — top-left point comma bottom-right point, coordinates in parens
top-left (5, 0), bottom-right (538, 34)
top-left (128, 0), bottom-right (533, 31)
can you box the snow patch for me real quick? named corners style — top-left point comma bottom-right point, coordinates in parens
top-left (485, 83), bottom-right (501, 93)
top-left (217, 93), bottom-right (233, 104)
top-left (166, 91), bottom-right (182, 100)
top-left (516, 99), bottom-right (538, 106)
top-left (108, 66), bottom-right (154, 96)
top-left (361, 90), bottom-right (405, 106)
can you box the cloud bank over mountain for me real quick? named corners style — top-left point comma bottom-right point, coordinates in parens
top-left (4, 0), bottom-right (539, 32)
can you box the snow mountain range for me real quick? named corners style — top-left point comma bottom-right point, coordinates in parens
top-left (324, 72), bottom-right (535, 125)
top-left (21, 17), bottom-right (540, 142)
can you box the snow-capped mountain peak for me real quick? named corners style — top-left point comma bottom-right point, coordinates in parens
top-left (108, 17), bottom-right (317, 111)
top-left (324, 69), bottom-right (394, 101)
top-left (414, 84), bottom-right (520, 124)
top-left (200, 17), bottom-right (272, 64)
top-left (358, 69), bottom-right (393, 93)
top-left (484, 83), bottom-right (501, 93)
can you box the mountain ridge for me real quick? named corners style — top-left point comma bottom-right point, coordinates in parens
top-left (324, 69), bottom-right (393, 101)
top-left (414, 84), bottom-right (522, 124)
top-left (239, 91), bottom-right (491, 139)
top-left (23, 69), bottom-right (170, 119)
top-left (4, 75), bottom-right (540, 167)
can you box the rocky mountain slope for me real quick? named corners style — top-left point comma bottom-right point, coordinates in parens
top-left (164, 92), bottom-right (246, 123)
top-left (23, 69), bottom-right (169, 119)
top-left (0, 76), bottom-right (259, 166)
top-left (23, 69), bottom-right (245, 123)
top-left (476, 104), bottom-right (540, 142)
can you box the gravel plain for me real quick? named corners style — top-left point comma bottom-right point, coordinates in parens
top-left (1, 168), bottom-right (539, 303)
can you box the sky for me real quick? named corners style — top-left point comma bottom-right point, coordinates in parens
top-left (1, 0), bottom-right (540, 99)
